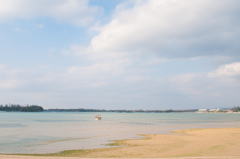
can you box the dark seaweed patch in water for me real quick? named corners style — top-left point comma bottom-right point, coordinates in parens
top-left (120, 122), bottom-right (154, 125)
top-left (0, 136), bottom-right (63, 153)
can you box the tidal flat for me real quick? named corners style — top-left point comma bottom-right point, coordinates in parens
top-left (0, 112), bottom-right (240, 158)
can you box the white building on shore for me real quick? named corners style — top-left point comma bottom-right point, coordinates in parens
top-left (197, 109), bottom-right (209, 112)
top-left (209, 108), bottom-right (221, 112)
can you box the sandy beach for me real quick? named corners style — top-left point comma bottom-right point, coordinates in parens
top-left (1, 127), bottom-right (240, 159)
top-left (0, 156), bottom-right (240, 159)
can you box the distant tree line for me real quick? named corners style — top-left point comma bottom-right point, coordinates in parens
top-left (232, 106), bottom-right (240, 112)
top-left (46, 108), bottom-right (108, 112)
top-left (0, 104), bottom-right (44, 112)
top-left (1, 104), bottom-right (238, 113)
top-left (45, 108), bottom-right (198, 113)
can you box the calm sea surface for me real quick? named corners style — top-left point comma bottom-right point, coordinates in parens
top-left (0, 112), bottom-right (239, 154)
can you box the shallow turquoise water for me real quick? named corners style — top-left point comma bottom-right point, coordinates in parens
top-left (0, 112), bottom-right (239, 154)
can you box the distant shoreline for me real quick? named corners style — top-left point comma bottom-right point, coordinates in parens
top-left (2, 110), bottom-right (240, 113)
top-left (2, 104), bottom-right (239, 113)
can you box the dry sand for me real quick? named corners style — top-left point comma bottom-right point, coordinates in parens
top-left (1, 156), bottom-right (240, 159)
top-left (1, 128), bottom-right (240, 159)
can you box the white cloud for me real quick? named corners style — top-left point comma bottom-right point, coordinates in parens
top-left (167, 64), bottom-right (240, 107)
top-left (124, 76), bottom-right (148, 83)
top-left (0, 79), bottom-right (22, 89)
top-left (171, 62), bottom-right (240, 96)
top-left (170, 73), bottom-right (205, 95)
top-left (14, 27), bottom-right (29, 33)
top-left (1, 60), bottom-right (240, 109)
top-left (0, 65), bottom-right (26, 89)
top-left (62, 45), bottom-right (87, 56)
top-left (32, 23), bottom-right (44, 28)
top-left (208, 62), bottom-right (240, 78)
top-left (84, 0), bottom-right (240, 59)
top-left (0, 0), bottom-right (101, 26)
top-left (66, 59), bottom-right (131, 86)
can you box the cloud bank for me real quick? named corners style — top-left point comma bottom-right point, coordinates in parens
top-left (86, 0), bottom-right (240, 59)
top-left (0, 0), bottom-right (101, 26)
top-left (1, 0), bottom-right (240, 109)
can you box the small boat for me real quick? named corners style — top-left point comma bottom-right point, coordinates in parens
top-left (95, 115), bottom-right (101, 120)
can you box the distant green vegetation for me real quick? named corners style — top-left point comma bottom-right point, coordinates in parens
top-left (45, 108), bottom-right (198, 113)
top-left (0, 104), bottom-right (44, 112)
top-left (232, 106), bottom-right (240, 112)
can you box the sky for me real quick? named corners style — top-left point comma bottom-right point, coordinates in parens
top-left (0, 0), bottom-right (240, 110)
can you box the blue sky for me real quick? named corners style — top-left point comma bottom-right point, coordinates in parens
top-left (0, 0), bottom-right (240, 110)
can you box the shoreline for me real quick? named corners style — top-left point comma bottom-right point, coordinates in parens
top-left (1, 127), bottom-right (240, 158)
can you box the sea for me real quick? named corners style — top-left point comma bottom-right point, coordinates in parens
top-left (0, 111), bottom-right (239, 154)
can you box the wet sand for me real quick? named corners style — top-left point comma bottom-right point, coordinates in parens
top-left (1, 128), bottom-right (240, 158)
